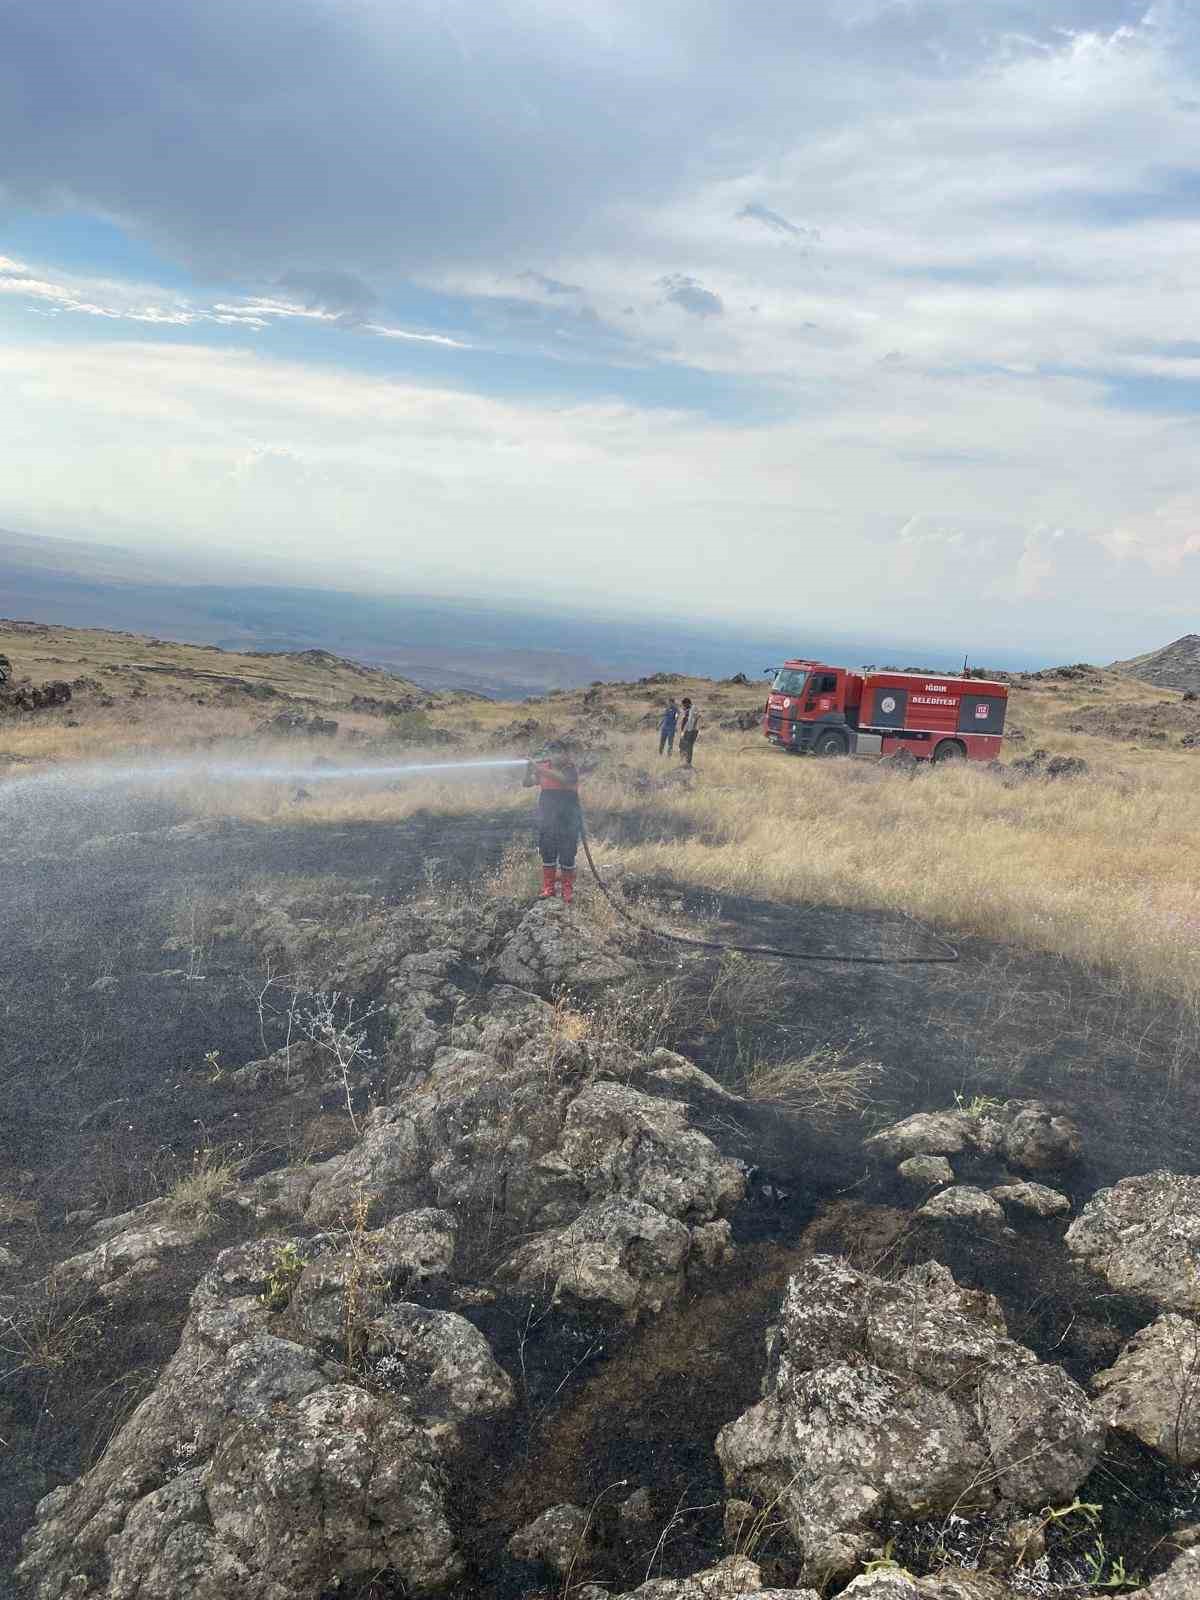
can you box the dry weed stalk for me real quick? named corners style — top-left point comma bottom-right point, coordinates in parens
top-left (742, 1045), bottom-right (883, 1123)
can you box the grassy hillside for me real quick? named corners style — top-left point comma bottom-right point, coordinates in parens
top-left (4, 622), bottom-right (1200, 1019)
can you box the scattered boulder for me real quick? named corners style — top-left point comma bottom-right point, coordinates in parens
top-left (1000, 1102), bottom-right (1082, 1171)
top-left (898, 1154), bottom-right (955, 1187)
top-left (618, 1486), bottom-right (655, 1529)
top-left (867, 1100), bottom-right (1081, 1175)
top-left (917, 1185), bottom-right (1007, 1229)
top-left (611, 1554), bottom-right (814, 1600)
top-left (1091, 1314), bottom-right (1200, 1465)
top-left (495, 899), bottom-right (637, 992)
top-left (720, 707), bottom-right (765, 731)
top-left (286, 1210), bottom-right (458, 1353)
top-left (0, 676), bottom-right (71, 714)
top-left (866, 1110), bottom-right (973, 1162)
top-left (508, 1503), bottom-right (594, 1577)
top-left (262, 709), bottom-right (339, 737)
top-left (1066, 1172), bottom-right (1200, 1313)
top-left (990, 1181), bottom-right (1070, 1219)
top-left (841, 1573), bottom-right (1019, 1598)
top-left (715, 1255), bottom-right (1105, 1584)
top-left (367, 1303), bottom-right (514, 1450)
top-left (559, 1080), bottom-right (746, 1222)
top-left (1009, 749), bottom-right (1089, 780)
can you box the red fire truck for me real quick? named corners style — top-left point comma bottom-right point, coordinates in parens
top-left (763, 659), bottom-right (1008, 762)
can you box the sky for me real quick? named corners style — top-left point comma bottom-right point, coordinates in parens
top-left (2, 1), bottom-right (1200, 659)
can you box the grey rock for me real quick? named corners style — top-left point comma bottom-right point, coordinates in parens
top-left (508, 1503), bottom-right (594, 1577)
top-left (238, 1164), bottom-right (320, 1223)
top-left (917, 1185), bottom-right (1007, 1228)
top-left (715, 1255), bottom-right (1104, 1586)
top-left (977, 1361), bottom-right (1107, 1503)
top-left (495, 899), bottom-right (636, 992)
top-left (15, 1232), bottom-right (513, 1600)
top-left (1136, 1547), bottom-right (1200, 1598)
top-left (53, 1214), bottom-right (215, 1303)
top-left (368, 1207), bottom-right (458, 1283)
top-left (367, 1302), bottom-right (514, 1450)
top-left (842, 1574), bottom-right (1017, 1599)
top-left (619, 1487), bottom-right (656, 1529)
top-left (1091, 1314), bottom-right (1200, 1465)
top-left (898, 1154), bottom-right (954, 1187)
top-left (611, 1553), bottom-right (818, 1598)
top-left (1000, 1101), bottom-right (1082, 1171)
top-left (560, 1080), bottom-right (746, 1221)
top-left (1066, 1172), bottom-right (1200, 1313)
top-left (304, 1102), bottom-right (425, 1227)
top-left (502, 1196), bottom-right (692, 1317)
top-left (868, 1100), bottom-right (1081, 1175)
top-left (866, 1110), bottom-right (973, 1162)
top-left (692, 1218), bottom-right (734, 1267)
top-left (990, 1181), bottom-right (1071, 1218)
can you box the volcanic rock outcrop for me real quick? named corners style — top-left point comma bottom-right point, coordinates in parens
top-left (1066, 1171), bottom-right (1200, 1313)
top-left (17, 1235), bottom-right (500, 1599)
top-left (715, 1255), bottom-right (1105, 1585)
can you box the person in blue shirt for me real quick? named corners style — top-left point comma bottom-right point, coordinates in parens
top-left (658, 698), bottom-right (679, 757)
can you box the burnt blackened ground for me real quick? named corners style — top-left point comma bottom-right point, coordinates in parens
top-left (3, 791), bottom-right (1200, 1592)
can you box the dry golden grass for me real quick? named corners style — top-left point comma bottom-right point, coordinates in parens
top-left (742, 1045), bottom-right (884, 1123)
top-left (164, 1147), bottom-right (241, 1218)
top-left (577, 728), bottom-right (1200, 1011)
top-left (5, 620), bottom-right (1200, 1010)
top-left (0, 619), bottom-right (434, 705)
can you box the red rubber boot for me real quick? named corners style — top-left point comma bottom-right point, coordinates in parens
top-left (559, 868), bottom-right (576, 905)
top-left (540, 865), bottom-right (557, 898)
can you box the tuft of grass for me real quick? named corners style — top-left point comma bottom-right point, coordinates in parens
top-left (164, 1146), bottom-right (240, 1218)
top-left (0, 1280), bottom-right (101, 1384)
top-left (742, 1045), bottom-right (883, 1123)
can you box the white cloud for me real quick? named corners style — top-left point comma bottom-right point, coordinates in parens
top-left (2, 3), bottom-right (1200, 653)
top-left (0, 335), bottom-right (1195, 655)
top-left (364, 323), bottom-right (472, 348)
top-left (0, 258), bottom-right (472, 347)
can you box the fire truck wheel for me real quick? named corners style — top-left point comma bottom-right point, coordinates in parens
top-left (813, 730), bottom-right (849, 757)
top-left (933, 739), bottom-right (966, 763)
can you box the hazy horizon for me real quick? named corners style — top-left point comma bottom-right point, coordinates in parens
top-left (0, 523), bottom-right (1151, 696)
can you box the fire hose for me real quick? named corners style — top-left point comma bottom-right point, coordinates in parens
top-left (576, 808), bottom-right (960, 967)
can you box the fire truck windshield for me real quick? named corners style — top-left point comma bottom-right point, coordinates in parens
top-left (771, 668), bottom-right (808, 694)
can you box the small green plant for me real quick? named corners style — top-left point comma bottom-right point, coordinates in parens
top-left (862, 1538), bottom-right (916, 1578)
top-left (261, 1243), bottom-right (306, 1311)
top-left (1016, 1498), bottom-right (1102, 1568)
top-left (1082, 1535), bottom-right (1140, 1590)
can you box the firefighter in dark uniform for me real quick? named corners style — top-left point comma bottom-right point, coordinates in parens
top-left (523, 740), bottom-right (581, 903)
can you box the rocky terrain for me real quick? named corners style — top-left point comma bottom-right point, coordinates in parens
top-left (3, 825), bottom-right (1200, 1600)
top-left (1111, 634), bottom-right (1200, 694)
top-left (4, 624), bottom-right (1200, 1599)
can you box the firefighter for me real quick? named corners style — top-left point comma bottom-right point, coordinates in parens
top-left (523, 740), bottom-right (582, 903)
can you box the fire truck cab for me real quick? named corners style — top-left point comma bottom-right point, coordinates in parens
top-left (764, 659), bottom-right (1008, 763)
